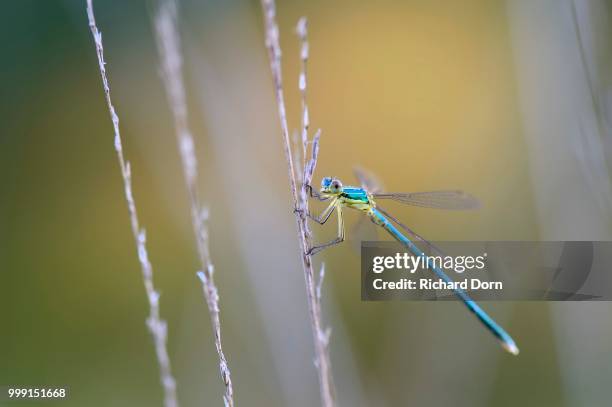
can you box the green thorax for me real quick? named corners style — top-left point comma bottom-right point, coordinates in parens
top-left (340, 187), bottom-right (371, 207)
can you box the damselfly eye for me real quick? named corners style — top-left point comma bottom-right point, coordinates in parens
top-left (321, 177), bottom-right (332, 188)
top-left (330, 179), bottom-right (343, 192)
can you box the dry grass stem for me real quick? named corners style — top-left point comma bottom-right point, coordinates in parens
top-left (86, 1), bottom-right (179, 406)
top-left (153, 1), bottom-right (234, 405)
top-left (260, 1), bottom-right (336, 405)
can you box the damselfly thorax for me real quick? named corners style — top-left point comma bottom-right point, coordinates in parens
top-left (338, 186), bottom-right (374, 212)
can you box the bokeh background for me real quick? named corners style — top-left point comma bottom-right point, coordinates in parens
top-left (2, 0), bottom-right (612, 406)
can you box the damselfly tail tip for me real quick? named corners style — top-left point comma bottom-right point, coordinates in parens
top-left (501, 340), bottom-right (520, 356)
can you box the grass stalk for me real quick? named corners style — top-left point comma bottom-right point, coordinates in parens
top-left (86, 1), bottom-right (179, 406)
top-left (153, 1), bottom-right (234, 405)
top-left (260, 1), bottom-right (336, 405)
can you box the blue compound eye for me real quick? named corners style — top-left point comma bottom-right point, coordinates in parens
top-left (321, 177), bottom-right (332, 188)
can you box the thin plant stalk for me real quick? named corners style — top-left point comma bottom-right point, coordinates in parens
top-left (260, 1), bottom-right (336, 406)
top-left (153, 1), bottom-right (234, 406)
top-left (86, 1), bottom-right (179, 406)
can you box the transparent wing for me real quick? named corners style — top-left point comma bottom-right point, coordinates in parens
top-left (375, 205), bottom-right (448, 258)
top-left (353, 166), bottom-right (384, 194)
top-left (373, 190), bottom-right (480, 210)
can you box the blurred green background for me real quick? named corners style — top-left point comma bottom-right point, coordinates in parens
top-left (1, 0), bottom-right (612, 406)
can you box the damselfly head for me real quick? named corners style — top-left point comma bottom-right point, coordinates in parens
top-left (320, 177), bottom-right (343, 195)
top-left (321, 177), bottom-right (332, 188)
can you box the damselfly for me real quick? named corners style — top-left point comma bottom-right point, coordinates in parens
top-left (303, 168), bottom-right (519, 355)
